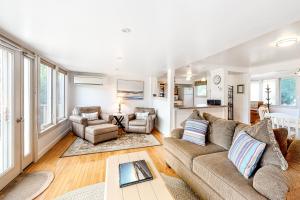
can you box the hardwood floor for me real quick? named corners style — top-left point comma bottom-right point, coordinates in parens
top-left (25, 130), bottom-right (176, 200)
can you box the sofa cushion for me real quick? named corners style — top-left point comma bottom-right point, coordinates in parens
top-left (236, 119), bottom-right (288, 170)
top-left (235, 123), bottom-right (289, 157)
top-left (134, 107), bottom-right (155, 115)
top-left (82, 112), bottom-right (98, 121)
top-left (273, 128), bottom-right (288, 156)
top-left (87, 119), bottom-right (107, 126)
top-left (228, 131), bottom-right (266, 179)
top-left (182, 119), bottom-right (209, 146)
top-left (180, 109), bottom-right (204, 127)
top-left (129, 119), bottom-right (147, 126)
top-left (253, 165), bottom-right (288, 200)
top-left (77, 106), bottom-right (102, 118)
top-left (203, 112), bottom-right (237, 150)
top-left (193, 152), bottom-right (266, 200)
top-left (164, 137), bottom-right (226, 169)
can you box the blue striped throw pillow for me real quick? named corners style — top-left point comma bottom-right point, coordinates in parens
top-left (228, 131), bottom-right (266, 179)
top-left (182, 119), bottom-right (209, 146)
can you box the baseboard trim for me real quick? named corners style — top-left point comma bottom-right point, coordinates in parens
top-left (37, 127), bottom-right (71, 160)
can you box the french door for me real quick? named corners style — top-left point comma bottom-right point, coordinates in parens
top-left (0, 45), bottom-right (21, 190)
top-left (0, 45), bottom-right (34, 190)
top-left (21, 55), bottom-right (34, 169)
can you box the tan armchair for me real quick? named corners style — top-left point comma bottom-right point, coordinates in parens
top-left (124, 107), bottom-right (156, 134)
top-left (69, 106), bottom-right (113, 138)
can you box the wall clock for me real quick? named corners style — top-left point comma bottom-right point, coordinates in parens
top-left (213, 75), bottom-right (221, 85)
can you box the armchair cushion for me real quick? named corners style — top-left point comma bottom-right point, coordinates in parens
top-left (87, 119), bottom-right (107, 126)
top-left (77, 106), bottom-right (102, 119)
top-left (82, 112), bottom-right (98, 121)
top-left (69, 115), bottom-right (88, 125)
top-left (129, 119), bottom-right (147, 126)
top-left (134, 107), bottom-right (155, 115)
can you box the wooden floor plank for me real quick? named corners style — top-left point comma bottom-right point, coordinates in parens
top-left (21, 130), bottom-right (176, 200)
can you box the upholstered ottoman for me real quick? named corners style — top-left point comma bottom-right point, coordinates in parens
top-left (85, 124), bottom-right (118, 144)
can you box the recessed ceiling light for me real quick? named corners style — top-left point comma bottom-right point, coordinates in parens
top-left (121, 28), bottom-right (131, 33)
top-left (275, 37), bottom-right (298, 47)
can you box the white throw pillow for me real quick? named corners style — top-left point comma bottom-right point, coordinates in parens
top-left (135, 112), bottom-right (149, 120)
top-left (82, 112), bottom-right (98, 121)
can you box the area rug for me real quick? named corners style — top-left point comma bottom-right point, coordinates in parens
top-left (55, 173), bottom-right (199, 200)
top-left (0, 171), bottom-right (54, 200)
top-left (62, 133), bottom-right (161, 157)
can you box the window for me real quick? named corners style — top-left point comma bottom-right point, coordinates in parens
top-left (262, 79), bottom-right (278, 105)
top-left (280, 78), bottom-right (296, 106)
top-left (57, 71), bottom-right (65, 120)
top-left (39, 61), bottom-right (53, 130)
top-left (250, 81), bottom-right (260, 101)
top-left (195, 80), bottom-right (207, 97)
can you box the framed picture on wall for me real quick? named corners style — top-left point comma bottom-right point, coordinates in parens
top-left (237, 84), bottom-right (244, 94)
top-left (117, 79), bottom-right (144, 100)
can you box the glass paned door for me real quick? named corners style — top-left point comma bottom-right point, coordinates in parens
top-left (22, 56), bottom-right (33, 169)
top-left (0, 46), bottom-right (21, 190)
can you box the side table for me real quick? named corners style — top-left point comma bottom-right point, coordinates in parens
top-left (113, 113), bottom-right (126, 131)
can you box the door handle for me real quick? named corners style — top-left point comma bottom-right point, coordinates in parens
top-left (16, 117), bottom-right (23, 123)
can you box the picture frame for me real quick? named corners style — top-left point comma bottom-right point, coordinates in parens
top-left (237, 84), bottom-right (244, 94)
top-left (117, 79), bottom-right (144, 100)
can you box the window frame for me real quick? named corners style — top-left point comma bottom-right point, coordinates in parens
top-left (56, 71), bottom-right (66, 122)
top-left (38, 60), bottom-right (54, 132)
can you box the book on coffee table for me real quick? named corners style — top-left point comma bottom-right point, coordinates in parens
top-left (119, 160), bottom-right (153, 188)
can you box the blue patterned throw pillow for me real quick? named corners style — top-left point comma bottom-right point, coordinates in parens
top-left (182, 119), bottom-right (209, 146)
top-left (228, 131), bottom-right (266, 179)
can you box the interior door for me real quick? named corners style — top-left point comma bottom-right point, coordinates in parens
top-left (21, 55), bottom-right (34, 169)
top-left (0, 45), bottom-right (21, 190)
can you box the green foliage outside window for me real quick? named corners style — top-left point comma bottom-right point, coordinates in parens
top-left (280, 78), bottom-right (296, 106)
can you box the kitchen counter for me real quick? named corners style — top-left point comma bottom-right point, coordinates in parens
top-left (175, 105), bottom-right (227, 109)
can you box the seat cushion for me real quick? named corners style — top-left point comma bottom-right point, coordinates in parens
top-left (164, 137), bottom-right (226, 169)
top-left (203, 112), bottom-right (237, 150)
top-left (129, 119), bottom-right (147, 126)
top-left (85, 124), bottom-right (118, 135)
top-left (193, 152), bottom-right (266, 200)
top-left (87, 119), bottom-right (107, 126)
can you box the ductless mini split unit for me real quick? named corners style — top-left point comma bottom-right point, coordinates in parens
top-left (74, 76), bottom-right (104, 85)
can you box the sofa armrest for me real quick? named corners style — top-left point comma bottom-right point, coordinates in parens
top-left (69, 115), bottom-right (88, 126)
top-left (253, 165), bottom-right (289, 200)
top-left (170, 128), bottom-right (184, 139)
top-left (101, 113), bottom-right (113, 123)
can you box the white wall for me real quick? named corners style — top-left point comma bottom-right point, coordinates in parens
top-left (228, 73), bottom-right (250, 123)
top-left (69, 73), bottom-right (151, 114)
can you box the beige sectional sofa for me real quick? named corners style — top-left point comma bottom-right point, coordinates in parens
top-left (164, 113), bottom-right (300, 200)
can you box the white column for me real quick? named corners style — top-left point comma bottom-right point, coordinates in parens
top-left (167, 68), bottom-right (175, 135)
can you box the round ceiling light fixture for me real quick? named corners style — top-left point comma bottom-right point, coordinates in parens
top-left (121, 28), bottom-right (131, 33)
top-left (275, 37), bottom-right (298, 47)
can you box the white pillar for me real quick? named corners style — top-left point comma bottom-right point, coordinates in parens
top-left (167, 68), bottom-right (175, 135)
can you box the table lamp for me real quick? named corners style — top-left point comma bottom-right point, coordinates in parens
top-left (117, 97), bottom-right (123, 113)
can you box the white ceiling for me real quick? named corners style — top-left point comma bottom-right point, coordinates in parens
top-left (199, 21), bottom-right (300, 67)
top-left (1, 0), bottom-right (300, 76)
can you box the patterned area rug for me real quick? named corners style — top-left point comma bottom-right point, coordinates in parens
top-left (62, 133), bottom-right (161, 157)
top-left (55, 173), bottom-right (199, 200)
top-left (0, 171), bottom-right (54, 200)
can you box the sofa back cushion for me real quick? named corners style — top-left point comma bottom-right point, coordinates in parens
top-left (203, 112), bottom-right (237, 150)
top-left (182, 119), bottom-right (209, 146)
top-left (135, 107), bottom-right (155, 115)
top-left (228, 131), bottom-right (266, 179)
top-left (135, 112), bottom-right (149, 120)
top-left (180, 109), bottom-right (204, 127)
